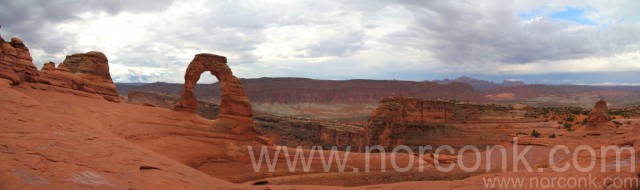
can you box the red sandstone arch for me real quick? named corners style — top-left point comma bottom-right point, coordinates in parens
top-left (173, 53), bottom-right (256, 136)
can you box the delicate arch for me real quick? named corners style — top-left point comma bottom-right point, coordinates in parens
top-left (173, 53), bottom-right (255, 135)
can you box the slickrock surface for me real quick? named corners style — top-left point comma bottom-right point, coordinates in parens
top-left (0, 81), bottom-right (248, 189)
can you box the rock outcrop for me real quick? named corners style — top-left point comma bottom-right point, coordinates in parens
top-left (0, 37), bottom-right (39, 84)
top-left (358, 97), bottom-right (454, 151)
top-left (357, 96), bottom-right (525, 152)
top-left (38, 52), bottom-right (120, 102)
top-left (173, 53), bottom-right (256, 136)
top-left (1, 33), bottom-right (120, 102)
top-left (41, 61), bottom-right (55, 71)
top-left (61, 51), bottom-right (113, 80)
top-left (585, 99), bottom-right (614, 129)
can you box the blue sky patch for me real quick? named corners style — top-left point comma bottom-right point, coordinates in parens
top-left (550, 7), bottom-right (594, 25)
top-left (519, 7), bottom-right (595, 25)
top-left (517, 11), bottom-right (539, 21)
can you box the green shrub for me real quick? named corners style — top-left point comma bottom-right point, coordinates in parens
top-left (563, 123), bottom-right (572, 131)
top-left (548, 133), bottom-right (556, 138)
top-left (531, 130), bottom-right (541, 138)
top-left (614, 121), bottom-right (622, 128)
top-left (565, 117), bottom-right (574, 122)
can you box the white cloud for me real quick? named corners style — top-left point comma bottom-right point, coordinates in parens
top-left (494, 51), bottom-right (640, 74)
top-left (1, 0), bottom-right (638, 84)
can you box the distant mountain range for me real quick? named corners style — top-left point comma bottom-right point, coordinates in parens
top-left (432, 76), bottom-right (525, 90)
top-left (116, 77), bottom-right (640, 109)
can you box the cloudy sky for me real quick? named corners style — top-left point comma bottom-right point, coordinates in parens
top-left (1, 0), bottom-right (639, 84)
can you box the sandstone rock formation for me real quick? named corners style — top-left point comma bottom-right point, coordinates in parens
top-left (0, 37), bottom-right (39, 84)
top-left (585, 99), bottom-right (614, 129)
top-left (41, 61), bottom-right (55, 71)
top-left (62, 51), bottom-right (113, 80)
top-left (38, 52), bottom-right (120, 102)
top-left (1, 33), bottom-right (120, 102)
top-left (173, 53), bottom-right (256, 136)
top-left (358, 97), bottom-right (454, 151)
top-left (357, 96), bottom-right (525, 152)
top-left (56, 63), bottom-right (70, 72)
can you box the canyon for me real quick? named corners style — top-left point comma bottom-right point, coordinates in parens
top-left (117, 77), bottom-right (640, 119)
